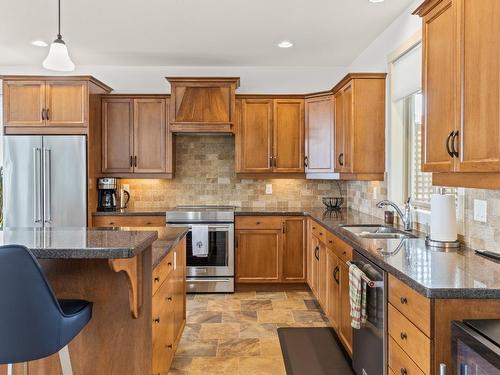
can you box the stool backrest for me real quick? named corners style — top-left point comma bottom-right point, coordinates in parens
top-left (0, 245), bottom-right (65, 364)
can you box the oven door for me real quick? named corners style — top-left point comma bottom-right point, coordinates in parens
top-left (169, 223), bottom-right (234, 277)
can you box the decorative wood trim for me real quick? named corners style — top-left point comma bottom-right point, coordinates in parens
top-left (169, 123), bottom-right (234, 133)
top-left (338, 173), bottom-right (385, 181)
top-left (102, 94), bottom-right (170, 99)
top-left (236, 94), bottom-right (307, 99)
top-left (432, 172), bottom-right (500, 189)
top-left (413, 0), bottom-right (445, 17)
top-left (108, 255), bottom-right (143, 319)
top-left (331, 73), bottom-right (388, 94)
top-left (0, 75), bottom-right (113, 93)
top-left (235, 173), bottom-right (306, 179)
top-left (166, 76), bottom-right (240, 88)
top-left (4, 126), bottom-right (88, 135)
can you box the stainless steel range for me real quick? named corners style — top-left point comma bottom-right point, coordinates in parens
top-left (166, 205), bottom-right (235, 293)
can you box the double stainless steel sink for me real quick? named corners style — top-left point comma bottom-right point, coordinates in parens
top-left (340, 224), bottom-right (416, 240)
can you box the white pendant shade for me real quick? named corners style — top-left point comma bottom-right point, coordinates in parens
top-left (43, 39), bottom-right (75, 71)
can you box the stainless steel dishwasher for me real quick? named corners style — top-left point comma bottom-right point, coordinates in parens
top-left (351, 250), bottom-right (387, 375)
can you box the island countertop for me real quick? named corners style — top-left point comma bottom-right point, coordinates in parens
top-left (0, 227), bottom-right (158, 259)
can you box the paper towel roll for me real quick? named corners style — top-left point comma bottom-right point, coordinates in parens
top-left (430, 194), bottom-right (457, 242)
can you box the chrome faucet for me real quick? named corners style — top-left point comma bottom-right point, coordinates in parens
top-left (376, 197), bottom-right (413, 231)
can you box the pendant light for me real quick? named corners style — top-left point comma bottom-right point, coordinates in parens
top-left (43, 0), bottom-right (75, 71)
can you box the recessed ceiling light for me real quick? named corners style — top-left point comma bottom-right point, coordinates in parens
top-left (369, 0), bottom-right (385, 3)
top-left (31, 40), bottom-right (48, 47)
top-left (278, 41), bottom-right (293, 49)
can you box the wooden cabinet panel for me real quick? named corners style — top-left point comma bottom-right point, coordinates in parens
top-left (310, 235), bottom-right (320, 294)
top-left (102, 99), bottom-right (134, 173)
top-left (339, 261), bottom-right (353, 355)
top-left (388, 338), bottom-right (425, 375)
top-left (235, 216), bottom-right (283, 230)
top-left (305, 95), bottom-right (334, 174)
top-left (3, 80), bottom-right (45, 126)
top-left (388, 275), bottom-right (431, 336)
top-left (325, 249), bottom-right (340, 330)
top-left (152, 250), bottom-right (175, 296)
top-left (273, 99), bottom-right (304, 172)
top-left (457, 0), bottom-right (500, 172)
top-left (236, 230), bottom-right (281, 282)
top-left (238, 99), bottom-right (273, 173)
top-left (152, 277), bottom-right (175, 375)
top-left (282, 217), bottom-right (306, 282)
top-left (92, 215), bottom-right (166, 228)
top-left (421, 0), bottom-right (458, 172)
top-left (334, 83), bottom-right (353, 173)
top-left (133, 99), bottom-right (168, 173)
top-left (45, 81), bottom-right (87, 127)
top-left (388, 304), bottom-right (431, 374)
top-left (317, 243), bottom-right (327, 307)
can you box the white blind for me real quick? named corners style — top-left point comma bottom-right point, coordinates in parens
top-left (392, 43), bottom-right (422, 102)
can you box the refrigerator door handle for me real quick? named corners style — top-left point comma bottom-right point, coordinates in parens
top-left (43, 148), bottom-right (52, 224)
top-left (33, 147), bottom-right (42, 223)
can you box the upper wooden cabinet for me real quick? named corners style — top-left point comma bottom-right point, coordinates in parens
top-left (2, 76), bottom-right (112, 134)
top-left (166, 77), bottom-right (240, 133)
top-left (415, 0), bottom-right (500, 189)
top-left (236, 97), bottom-right (305, 176)
top-left (101, 96), bottom-right (173, 178)
top-left (305, 94), bottom-right (336, 177)
top-left (333, 74), bottom-right (386, 180)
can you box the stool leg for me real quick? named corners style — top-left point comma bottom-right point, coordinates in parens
top-left (58, 345), bottom-right (74, 375)
top-left (7, 364), bottom-right (12, 375)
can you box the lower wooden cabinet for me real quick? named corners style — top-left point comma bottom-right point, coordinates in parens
top-left (151, 238), bottom-right (186, 375)
top-left (235, 216), bottom-right (306, 283)
top-left (92, 214), bottom-right (166, 227)
top-left (307, 219), bottom-right (353, 356)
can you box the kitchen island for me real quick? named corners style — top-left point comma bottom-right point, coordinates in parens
top-left (0, 227), bottom-right (188, 375)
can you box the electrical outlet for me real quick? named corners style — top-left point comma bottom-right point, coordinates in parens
top-left (265, 184), bottom-right (273, 195)
top-left (122, 183), bottom-right (129, 192)
top-left (473, 199), bottom-right (487, 223)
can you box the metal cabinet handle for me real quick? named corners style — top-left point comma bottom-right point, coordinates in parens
top-left (400, 368), bottom-right (408, 375)
top-left (400, 297), bottom-right (408, 304)
top-left (400, 332), bottom-right (407, 340)
top-left (41, 108), bottom-right (46, 120)
top-left (167, 344), bottom-right (173, 349)
top-left (333, 266), bottom-right (340, 284)
top-left (33, 148), bottom-right (42, 223)
top-left (46, 108), bottom-right (50, 120)
top-left (446, 131), bottom-right (454, 157)
top-left (314, 246), bottom-right (320, 260)
top-left (167, 262), bottom-right (173, 267)
top-left (134, 156), bottom-right (138, 167)
top-left (43, 148), bottom-right (52, 224)
top-left (129, 156), bottom-right (133, 167)
top-left (154, 277), bottom-right (160, 283)
top-left (304, 156), bottom-right (308, 167)
top-left (153, 317), bottom-right (160, 324)
top-left (167, 296), bottom-right (172, 302)
top-left (338, 153), bottom-right (344, 166)
top-left (452, 131), bottom-right (459, 157)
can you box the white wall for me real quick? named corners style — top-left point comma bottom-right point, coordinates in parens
top-left (0, 65), bottom-right (347, 94)
top-left (348, 0), bottom-right (423, 72)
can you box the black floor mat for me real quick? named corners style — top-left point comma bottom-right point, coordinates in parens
top-left (278, 327), bottom-right (354, 375)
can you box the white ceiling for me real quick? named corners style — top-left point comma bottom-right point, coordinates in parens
top-left (0, 0), bottom-right (416, 67)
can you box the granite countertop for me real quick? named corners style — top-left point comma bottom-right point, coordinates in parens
top-left (129, 226), bottom-right (189, 268)
top-left (0, 227), bottom-right (158, 259)
top-left (91, 206), bottom-right (500, 298)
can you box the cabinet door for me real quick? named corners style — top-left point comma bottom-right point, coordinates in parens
top-left (133, 99), bottom-right (168, 173)
top-left (3, 80), bottom-right (45, 126)
top-left (334, 84), bottom-right (353, 173)
top-left (317, 244), bottom-right (327, 307)
top-left (326, 250), bottom-right (340, 330)
top-left (339, 261), bottom-right (353, 355)
top-left (45, 81), bottom-right (87, 127)
top-left (102, 99), bottom-right (134, 173)
top-left (238, 99), bottom-right (273, 173)
top-left (457, 0), bottom-right (500, 172)
top-left (282, 217), bottom-right (306, 282)
top-left (236, 230), bottom-right (281, 282)
top-left (273, 99), bottom-right (305, 172)
top-left (422, 0), bottom-right (459, 172)
top-left (305, 95), bottom-right (334, 173)
top-left (310, 236), bottom-right (320, 295)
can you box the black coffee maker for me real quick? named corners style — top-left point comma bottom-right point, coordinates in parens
top-left (97, 178), bottom-right (119, 211)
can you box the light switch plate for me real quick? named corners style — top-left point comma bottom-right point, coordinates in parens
top-left (122, 184), bottom-right (129, 192)
top-left (473, 199), bottom-right (487, 223)
top-left (265, 184), bottom-right (273, 195)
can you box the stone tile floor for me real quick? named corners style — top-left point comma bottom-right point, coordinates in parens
top-left (168, 290), bottom-right (330, 375)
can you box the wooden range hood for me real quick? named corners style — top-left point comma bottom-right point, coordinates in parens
top-left (166, 77), bottom-right (240, 133)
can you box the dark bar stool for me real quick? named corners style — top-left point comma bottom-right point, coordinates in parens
top-left (0, 245), bottom-right (93, 375)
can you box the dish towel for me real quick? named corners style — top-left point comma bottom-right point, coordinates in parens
top-left (349, 263), bottom-right (367, 329)
top-left (191, 225), bottom-right (209, 257)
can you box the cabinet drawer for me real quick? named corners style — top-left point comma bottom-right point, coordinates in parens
top-left (389, 337), bottom-right (426, 375)
top-left (325, 231), bottom-right (336, 249)
top-left (93, 215), bottom-right (166, 227)
top-left (152, 277), bottom-right (175, 375)
top-left (389, 275), bottom-right (431, 336)
top-left (333, 237), bottom-right (352, 263)
top-left (388, 304), bottom-right (431, 374)
top-left (310, 221), bottom-right (327, 241)
top-left (152, 250), bottom-right (175, 296)
top-left (236, 216), bottom-right (282, 230)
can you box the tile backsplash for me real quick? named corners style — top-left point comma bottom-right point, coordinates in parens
top-left (347, 180), bottom-right (500, 252)
top-left (121, 135), bottom-right (345, 210)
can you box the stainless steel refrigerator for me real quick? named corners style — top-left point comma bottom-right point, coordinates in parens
top-left (3, 136), bottom-right (87, 228)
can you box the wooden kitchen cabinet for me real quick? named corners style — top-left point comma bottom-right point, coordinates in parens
top-left (92, 214), bottom-right (166, 228)
top-left (325, 248), bottom-right (340, 330)
top-left (415, 0), bottom-right (500, 189)
top-left (101, 96), bottom-right (173, 178)
top-left (332, 74), bottom-right (386, 180)
top-left (236, 97), bottom-right (304, 176)
top-left (2, 76), bottom-right (111, 134)
top-left (304, 94), bottom-right (335, 176)
top-left (235, 216), bottom-right (306, 283)
top-left (338, 261), bottom-right (353, 355)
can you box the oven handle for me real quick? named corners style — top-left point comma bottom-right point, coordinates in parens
top-left (346, 261), bottom-right (383, 288)
top-left (168, 223), bottom-right (233, 230)
top-left (186, 278), bottom-right (232, 283)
